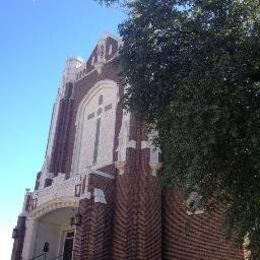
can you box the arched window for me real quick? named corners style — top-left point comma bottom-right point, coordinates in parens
top-left (72, 80), bottom-right (118, 174)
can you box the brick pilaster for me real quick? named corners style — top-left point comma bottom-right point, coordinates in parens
top-left (74, 172), bottom-right (115, 260)
top-left (11, 216), bottom-right (26, 260)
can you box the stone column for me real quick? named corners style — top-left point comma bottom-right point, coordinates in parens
top-left (22, 217), bottom-right (38, 259)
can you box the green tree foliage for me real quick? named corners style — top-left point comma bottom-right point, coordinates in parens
top-left (96, 0), bottom-right (260, 258)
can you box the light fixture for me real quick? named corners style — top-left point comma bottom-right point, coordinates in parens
top-left (43, 242), bottom-right (49, 253)
top-left (70, 212), bottom-right (82, 226)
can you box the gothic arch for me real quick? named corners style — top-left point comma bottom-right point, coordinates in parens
top-left (28, 197), bottom-right (80, 220)
top-left (71, 79), bottom-right (119, 175)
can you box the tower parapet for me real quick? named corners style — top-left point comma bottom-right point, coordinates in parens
top-left (62, 57), bottom-right (84, 86)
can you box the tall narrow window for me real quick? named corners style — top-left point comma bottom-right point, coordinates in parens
top-left (93, 118), bottom-right (101, 164)
top-left (108, 44), bottom-right (113, 55)
top-left (98, 95), bottom-right (103, 105)
top-left (91, 56), bottom-right (95, 66)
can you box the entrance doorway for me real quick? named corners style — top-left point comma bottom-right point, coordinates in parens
top-left (29, 206), bottom-right (79, 260)
top-left (63, 232), bottom-right (74, 260)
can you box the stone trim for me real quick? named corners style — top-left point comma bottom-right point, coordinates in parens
top-left (149, 162), bottom-right (163, 177)
top-left (91, 169), bottom-right (115, 180)
top-left (71, 79), bottom-right (119, 175)
top-left (29, 197), bottom-right (79, 219)
top-left (94, 188), bottom-right (107, 204)
top-left (141, 141), bottom-right (149, 149)
top-left (76, 54), bottom-right (119, 82)
top-left (80, 192), bottom-right (91, 199)
top-left (19, 188), bottom-right (31, 217)
top-left (115, 161), bottom-right (126, 176)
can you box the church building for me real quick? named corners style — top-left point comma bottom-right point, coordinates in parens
top-left (11, 34), bottom-right (245, 260)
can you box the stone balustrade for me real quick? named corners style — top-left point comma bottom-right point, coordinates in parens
top-left (29, 173), bottom-right (84, 210)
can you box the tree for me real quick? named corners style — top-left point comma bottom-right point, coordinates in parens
top-left (96, 0), bottom-right (260, 258)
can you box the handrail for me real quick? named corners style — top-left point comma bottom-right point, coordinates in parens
top-left (29, 253), bottom-right (46, 260)
top-left (30, 249), bottom-right (79, 260)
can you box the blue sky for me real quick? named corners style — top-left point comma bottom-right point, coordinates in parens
top-left (0, 1), bottom-right (125, 258)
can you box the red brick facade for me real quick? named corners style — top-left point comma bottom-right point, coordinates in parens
top-left (12, 35), bottom-right (244, 259)
top-left (11, 216), bottom-right (26, 260)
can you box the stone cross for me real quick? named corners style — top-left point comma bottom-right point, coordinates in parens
top-left (87, 94), bottom-right (112, 165)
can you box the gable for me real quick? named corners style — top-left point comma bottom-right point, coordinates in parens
top-left (76, 35), bottom-right (121, 81)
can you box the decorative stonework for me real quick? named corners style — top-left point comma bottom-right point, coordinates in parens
top-left (76, 34), bottom-right (121, 81)
top-left (94, 188), bottom-right (107, 204)
top-left (94, 37), bottom-right (106, 74)
top-left (30, 173), bottom-right (82, 209)
top-left (115, 111), bottom-right (136, 175)
top-left (141, 131), bottom-right (162, 176)
top-left (149, 162), bottom-right (163, 177)
top-left (71, 80), bottom-right (119, 175)
top-left (117, 111), bottom-right (130, 162)
top-left (148, 132), bottom-right (161, 161)
top-left (29, 197), bottom-right (80, 219)
top-left (19, 188), bottom-right (31, 217)
top-left (115, 161), bottom-right (126, 176)
top-left (27, 167), bottom-right (114, 216)
top-left (62, 57), bottom-right (84, 85)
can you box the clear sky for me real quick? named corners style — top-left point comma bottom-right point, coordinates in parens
top-left (0, 1), bottom-right (125, 259)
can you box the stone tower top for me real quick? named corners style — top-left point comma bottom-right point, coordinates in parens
top-left (62, 57), bottom-right (84, 85)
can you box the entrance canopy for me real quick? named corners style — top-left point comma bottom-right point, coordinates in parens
top-left (23, 198), bottom-right (78, 260)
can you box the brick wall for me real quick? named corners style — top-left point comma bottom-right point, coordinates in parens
top-left (111, 118), bottom-right (162, 260)
top-left (11, 216), bottom-right (26, 260)
top-left (73, 171), bottom-right (115, 260)
top-left (162, 190), bottom-right (244, 260)
top-left (49, 82), bottom-right (75, 176)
